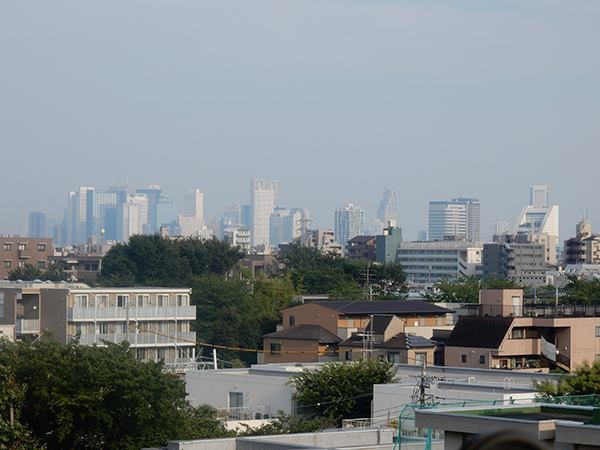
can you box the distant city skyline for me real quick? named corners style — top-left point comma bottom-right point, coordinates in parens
top-left (1, 2), bottom-right (599, 244)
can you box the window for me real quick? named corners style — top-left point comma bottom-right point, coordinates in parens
top-left (388, 353), bottom-right (400, 364)
top-left (3, 261), bottom-right (11, 269)
top-left (229, 392), bottom-right (243, 408)
top-left (38, 261), bottom-right (46, 269)
top-left (289, 315), bottom-right (295, 326)
top-left (596, 326), bottom-right (600, 337)
top-left (38, 243), bottom-right (46, 252)
top-left (461, 354), bottom-right (467, 363)
top-left (270, 342), bottom-right (282, 356)
top-left (18, 261), bottom-right (25, 268)
top-left (18, 243), bottom-right (26, 251)
top-left (117, 295), bottom-right (128, 308)
top-left (176, 294), bottom-right (188, 306)
top-left (3, 243), bottom-right (11, 251)
top-left (0, 292), bottom-right (4, 318)
top-left (415, 353), bottom-right (427, 366)
top-left (95, 295), bottom-right (108, 307)
top-left (75, 295), bottom-right (88, 308)
top-left (479, 355), bottom-right (485, 364)
top-left (512, 328), bottom-right (524, 339)
top-left (137, 294), bottom-right (149, 307)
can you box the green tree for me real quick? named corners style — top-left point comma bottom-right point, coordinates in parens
top-left (422, 276), bottom-right (522, 303)
top-left (237, 410), bottom-right (330, 436)
top-left (562, 276), bottom-right (600, 305)
top-left (288, 359), bottom-right (398, 427)
top-left (1, 337), bottom-right (199, 450)
top-left (8, 262), bottom-right (70, 282)
top-left (535, 359), bottom-right (600, 405)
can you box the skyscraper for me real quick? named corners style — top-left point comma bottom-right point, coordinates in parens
top-left (28, 211), bottom-right (46, 238)
top-left (428, 198), bottom-right (480, 241)
top-left (178, 189), bottom-right (205, 237)
top-left (377, 187), bottom-right (398, 226)
top-left (513, 185), bottom-right (558, 238)
top-left (334, 203), bottom-right (365, 248)
top-left (250, 179), bottom-right (277, 247)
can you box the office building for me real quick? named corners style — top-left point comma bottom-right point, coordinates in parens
top-left (375, 225), bottom-right (403, 263)
top-left (178, 189), bottom-right (205, 237)
top-left (513, 185), bottom-right (559, 238)
top-left (428, 198), bottom-right (480, 242)
top-left (334, 203), bottom-right (365, 249)
top-left (28, 211), bottom-right (46, 238)
top-left (117, 194), bottom-right (148, 242)
top-left (250, 179), bottom-right (277, 247)
top-left (269, 207), bottom-right (309, 247)
top-left (136, 186), bottom-right (170, 235)
top-left (396, 241), bottom-right (483, 284)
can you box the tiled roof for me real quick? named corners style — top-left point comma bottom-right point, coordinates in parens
top-left (262, 325), bottom-right (342, 344)
top-left (446, 316), bottom-right (514, 348)
top-left (308, 300), bottom-right (453, 315)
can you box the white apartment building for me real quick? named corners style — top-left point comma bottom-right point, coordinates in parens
top-left (0, 282), bottom-right (196, 369)
top-left (397, 241), bottom-right (483, 284)
top-left (223, 227), bottom-right (251, 251)
top-left (250, 179), bottom-right (277, 247)
top-left (334, 203), bottom-right (365, 248)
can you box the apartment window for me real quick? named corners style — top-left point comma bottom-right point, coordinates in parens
top-left (3, 243), bottom-right (11, 251)
top-left (38, 261), bottom-right (46, 269)
top-left (18, 243), bottom-right (26, 251)
top-left (415, 353), bottom-right (427, 366)
top-left (289, 315), bottom-right (295, 326)
top-left (157, 294), bottom-right (168, 307)
top-left (512, 328), bottom-right (524, 339)
top-left (117, 295), bottom-right (128, 308)
top-left (38, 243), bottom-right (46, 252)
top-left (18, 261), bottom-right (25, 268)
top-left (461, 354), bottom-right (467, 363)
top-left (479, 355), bottom-right (485, 364)
top-left (75, 295), bottom-right (88, 308)
top-left (137, 294), bottom-right (149, 307)
top-left (176, 294), bottom-right (188, 306)
top-left (596, 326), bottom-right (600, 337)
top-left (3, 261), bottom-right (11, 268)
top-left (270, 342), bottom-right (282, 356)
top-left (95, 295), bottom-right (108, 307)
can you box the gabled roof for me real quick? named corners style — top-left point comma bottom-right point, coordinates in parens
top-left (262, 325), bottom-right (342, 344)
top-left (369, 314), bottom-right (396, 334)
top-left (446, 316), bottom-right (514, 349)
top-left (347, 235), bottom-right (376, 244)
top-left (304, 300), bottom-right (453, 315)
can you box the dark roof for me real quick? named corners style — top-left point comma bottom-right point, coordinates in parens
top-left (262, 325), bottom-right (342, 344)
top-left (307, 300), bottom-right (453, 315)
top-left (446, 316), bottom-right (514, 348)
top-left (339, 333), bottom-right (436, 350)
top-left (347, 235), bottom-right (376, 244)
top-left (369, 314), bottom-right (395, 334)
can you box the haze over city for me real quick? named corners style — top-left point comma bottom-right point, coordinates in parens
top-left (1, 1), bottom-right (599, 242)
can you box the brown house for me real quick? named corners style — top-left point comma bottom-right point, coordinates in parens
top-left (260, 300), bottom-right (451, 364)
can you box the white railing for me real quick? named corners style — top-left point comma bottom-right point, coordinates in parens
top-left (16, 319), bottom-right (39, 334)
top-left (72, 331), bottom-right (196, 346)
top-left (216, 406), bottom-right (272, 421)
top-left (68, 306), bottom-right (196, 321)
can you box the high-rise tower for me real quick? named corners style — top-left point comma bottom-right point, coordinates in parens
top-left (334, 203), bottom-right (365, 248)
top-left (428, 198), bottom-right (480, 241)
top-left (250, 179), bottom-right (277, 247)
top-left (377, 187), bottom-right (398, 227)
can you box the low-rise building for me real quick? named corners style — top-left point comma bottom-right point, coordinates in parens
top-left (0, 281), bottom-right (196, 368)
top-left (0, 237), bottom-right (54, 280)
top-left (345, 235), bottom-right (376, 261)
top-left (445, 288), bottom-right (600, 372)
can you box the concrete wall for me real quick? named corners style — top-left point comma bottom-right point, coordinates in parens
top-left (40, 287), bottom-right (69, 344)
top-left (185, 368), bottom-right (295, 415)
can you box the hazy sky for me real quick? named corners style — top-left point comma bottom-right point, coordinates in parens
top-left (1, 1), bottom-right (599, 242)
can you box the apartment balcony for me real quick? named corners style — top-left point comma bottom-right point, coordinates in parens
top-left (68, 305), bottom-right (196, 322)
top-left (71, 331), bottom-right (197, 346)
top-left (216, 405), bottom-right (272, 421)
top-left (16, 318), bottom-right (39, 334)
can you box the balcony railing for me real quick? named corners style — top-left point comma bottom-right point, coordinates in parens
top-left (464, 304), bottom-right (600, 318)
top-left (68, 305), bottom-right (196, 321)
top-left (71, 331), bottom-right (196, 346)
top-left (216, 406), bottom-right (272, 421)
top-left (16, 319), bottom-right (39, 334)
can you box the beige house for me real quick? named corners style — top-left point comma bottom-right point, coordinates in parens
top-left (445, 289), bottom-right (600, 372)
